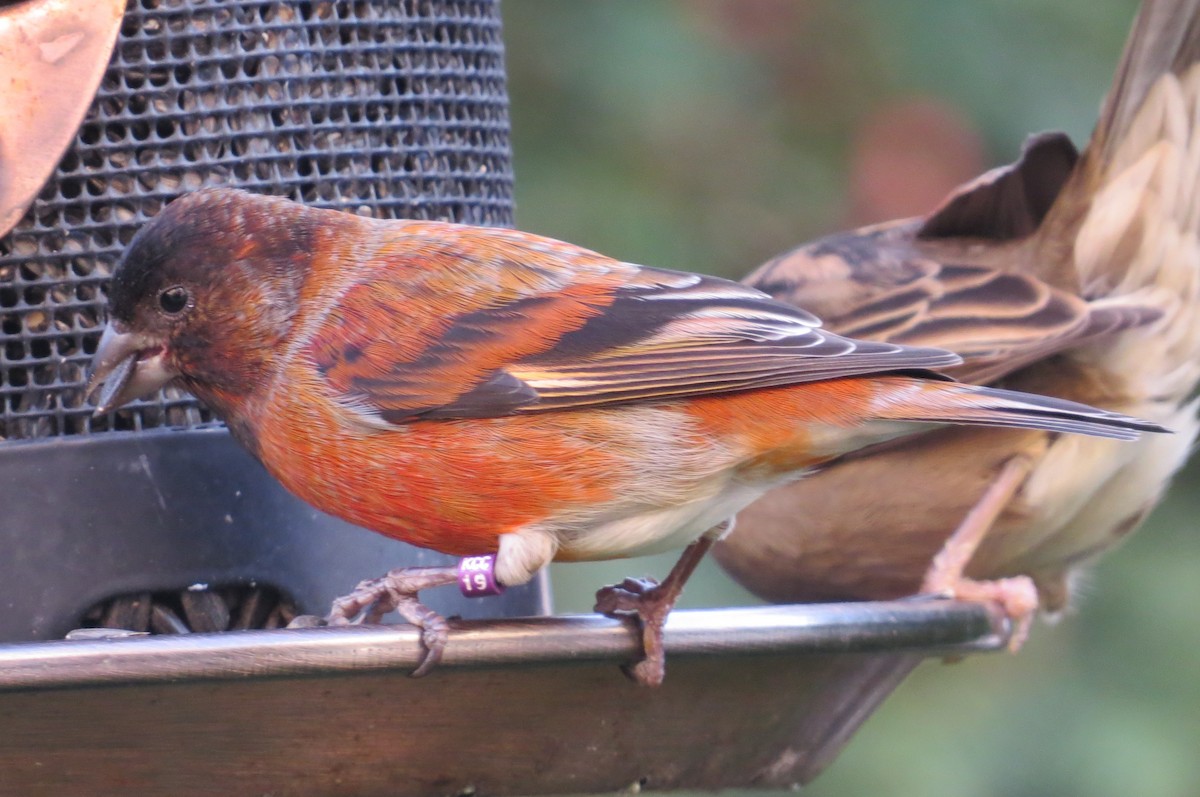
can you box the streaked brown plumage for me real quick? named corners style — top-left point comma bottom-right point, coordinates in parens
top-left (715, 0), bottom-right (1200, 629)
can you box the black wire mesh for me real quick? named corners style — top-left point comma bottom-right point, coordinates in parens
top-left (0, 0), bottom-right (513, 441)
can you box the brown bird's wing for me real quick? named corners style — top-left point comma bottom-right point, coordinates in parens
top-left (745, 134), bottom-right (1161, 385)
top-left (818, 259), bottom-right (1160, 385)
top-left (747, 237), bottom-right (1158, 385)
top-left (917, 131), bottom-right (1080, 243)
top-left (746, 132), bottom-right (1081, 316)
top-left (307, 244), bottom-right (960, 423)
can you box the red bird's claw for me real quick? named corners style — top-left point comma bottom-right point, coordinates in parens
top-left (325, 580), bottom-right (392, 625)
top-left (325, 566), bottom-right (460, 677)
top-left (623, 656), bottom-right (666, 688)
top-left (626, 598), bottom-right (671, 688)
top-left (384, 587), bottom-right (451, 678)
top-left (399, 603), bottom-right (449, 678)
top-left (592, 577), bottom-right (661, 616)
top-left (593, 579), bottom-right (674, 688)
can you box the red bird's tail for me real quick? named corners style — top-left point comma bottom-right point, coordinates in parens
top-left (867, 377), bottom-right (1169, 441)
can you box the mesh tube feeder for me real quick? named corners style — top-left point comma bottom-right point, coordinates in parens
top-left (0, 1), bottom-right (1006, 794)
top-left (0, 0), bottom-right (541, 639)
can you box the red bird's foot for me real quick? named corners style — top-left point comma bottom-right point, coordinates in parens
top-left (593, 576), bottom-right (660, 610)
top-left (594, 577), bottom-right (673, 687)
top-left (325, 566), bottom-right (459, 677)
top-left (593, 534), bottom-right (721, 687)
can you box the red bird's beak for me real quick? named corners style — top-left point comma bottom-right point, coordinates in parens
top-left (87, 323), bottom-right (176, 415)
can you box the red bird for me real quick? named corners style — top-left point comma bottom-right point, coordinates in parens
top-left (87, 188), bottom-right (1161, 685)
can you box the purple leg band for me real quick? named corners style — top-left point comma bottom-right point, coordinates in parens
top-left (458, 554), bottom-right (506, 597)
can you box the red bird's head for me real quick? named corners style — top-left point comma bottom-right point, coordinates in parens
top-left (88, 188), bottom-right (320, 418)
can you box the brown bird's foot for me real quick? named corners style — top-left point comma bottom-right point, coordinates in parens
top-left (920, 455), bottom-right (1039, 652)
top-left (594, 531), bottom-right (723, 687)
top-left (944, 575), bottom-right (1038, 652)
top-left (323, 566), bottom-right (460, 677)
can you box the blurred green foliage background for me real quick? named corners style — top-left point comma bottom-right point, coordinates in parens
top-left (502, 2), bottom-right (1200, 795)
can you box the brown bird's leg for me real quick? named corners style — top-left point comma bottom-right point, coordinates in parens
top-left (594, 523), bottom-right (727, 687)
top-left (291, 566), bottom-right (460, 677)
top-left (920, 456), bottom-right (1038, 651)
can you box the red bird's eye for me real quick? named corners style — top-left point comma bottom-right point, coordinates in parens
top-left (159, 286), bottom-right (189, 314)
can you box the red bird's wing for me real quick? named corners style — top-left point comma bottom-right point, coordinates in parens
top-left (307, 231), bottom-right (963, 423)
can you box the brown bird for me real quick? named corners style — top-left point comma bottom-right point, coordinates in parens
top-left (715, 0), bottom-right (1200, 646)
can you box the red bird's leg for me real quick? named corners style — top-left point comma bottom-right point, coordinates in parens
top-left (325, 566), bottom-right (460, 677)
top-left (594, 523), bottom-right (727, 687)
top-left (920, 456), bottom-right (1039, 651)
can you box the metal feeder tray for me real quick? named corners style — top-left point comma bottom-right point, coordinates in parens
top-left (0, 600), bottom-right (1005, 796)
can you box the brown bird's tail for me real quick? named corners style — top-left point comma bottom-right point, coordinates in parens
top-left (1084, 0), bottom-right (1200, 178)
top-left (865, 377), bottom-right (1168, 442)
top-left (1035, 0), bottom-right (1200, 407)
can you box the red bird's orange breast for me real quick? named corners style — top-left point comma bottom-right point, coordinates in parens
top-left (252, 367), bottom-right (642, 555)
